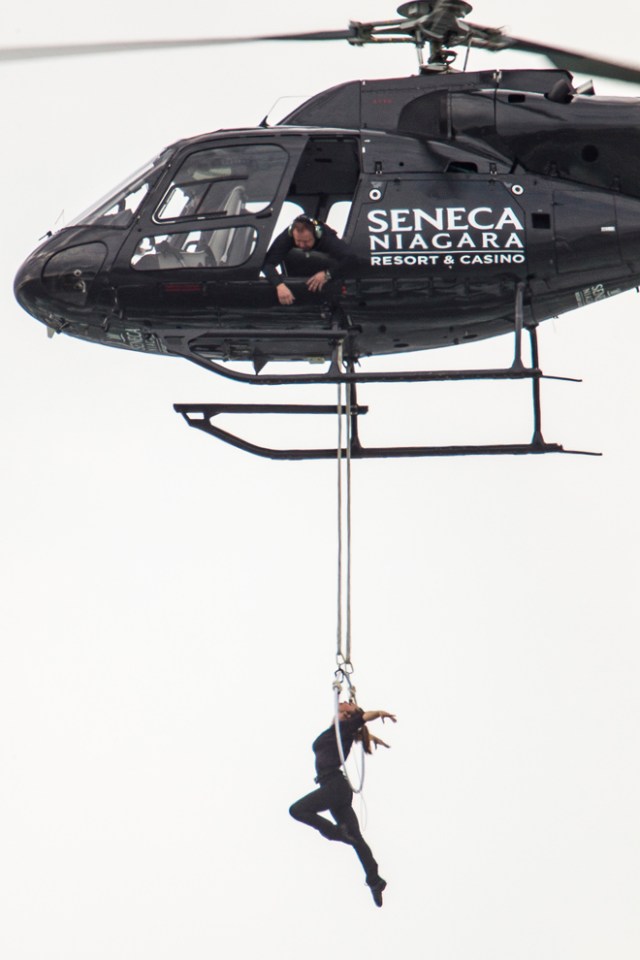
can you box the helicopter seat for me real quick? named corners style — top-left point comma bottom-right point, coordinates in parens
top-left (173, 251), bottom-right (211, 267)
top-left (148, 242), bottom-right (210, 270)
top-left (208, 185), bottom-right (247, 266)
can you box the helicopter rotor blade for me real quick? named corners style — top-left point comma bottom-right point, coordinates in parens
top-left (4, 12), bottom-right (640, 86)
top-left (0, 29), bottom-right (357, 63)
top-left (496, 34), bottom-right (640, 86)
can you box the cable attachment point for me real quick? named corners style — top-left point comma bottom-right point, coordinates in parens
top-left (334, 660), bottom-right (357, 703)
top-left (335, 653), bottom-right (354, 675)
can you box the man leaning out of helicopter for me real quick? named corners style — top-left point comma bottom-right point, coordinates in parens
top-left (262, 215), bottom-right (357, 305)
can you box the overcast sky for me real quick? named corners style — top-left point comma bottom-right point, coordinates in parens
top-left (2, 2), bottom-right (639, 958)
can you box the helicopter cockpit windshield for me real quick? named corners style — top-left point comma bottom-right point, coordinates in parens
top-left (68, 149), bottom-right (173, 230)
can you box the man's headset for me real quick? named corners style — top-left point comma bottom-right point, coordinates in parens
top-left (288, 215), bottom-right (323, 240)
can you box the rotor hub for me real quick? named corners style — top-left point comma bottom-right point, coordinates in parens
top-left (397, 1), bottom-right (472, 17)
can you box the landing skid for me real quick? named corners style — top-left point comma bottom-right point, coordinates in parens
top-left (173, 288), bottom-right (600, 460)
top-left (173, 403), bottom-right (575, 460)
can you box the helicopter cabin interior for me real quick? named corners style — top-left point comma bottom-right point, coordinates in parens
top-left (127, 136), bottom-right (361, 274)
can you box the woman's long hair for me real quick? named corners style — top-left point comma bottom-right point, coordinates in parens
top-left (353, 713), bottom-right (390, 754)
top-left (355, 724), bottom-right (374, 755)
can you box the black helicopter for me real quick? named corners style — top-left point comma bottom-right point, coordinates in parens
top-left (11, 2), bottom-right (640, 458)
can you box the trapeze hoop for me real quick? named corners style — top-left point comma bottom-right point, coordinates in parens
top-left (333, 683), bottom-right (366, 795)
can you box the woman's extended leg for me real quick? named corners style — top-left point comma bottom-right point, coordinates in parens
top-left (330, 798), bottom-right (380, 885)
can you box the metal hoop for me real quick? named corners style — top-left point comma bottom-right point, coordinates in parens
top-left (332, 685), bottom-right (366, 794)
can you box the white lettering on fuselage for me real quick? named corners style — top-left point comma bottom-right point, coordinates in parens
top-left (366, 205), bottom-right (526, 270)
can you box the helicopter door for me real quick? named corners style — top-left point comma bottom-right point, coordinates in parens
top-left (270, 137), bottom-right (361, 240)
top-left (121, 139), bottom-right (307, 276)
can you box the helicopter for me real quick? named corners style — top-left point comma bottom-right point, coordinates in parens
top-left (11, 1), bottom-right (640, 459)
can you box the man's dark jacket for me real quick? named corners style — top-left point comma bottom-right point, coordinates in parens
top-left (262, 224), bottom-right (356, 286)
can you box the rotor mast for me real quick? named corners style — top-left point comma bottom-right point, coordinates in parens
top-left (346, 1), bottom-right (502, 72)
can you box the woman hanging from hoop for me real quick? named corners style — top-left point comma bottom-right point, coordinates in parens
top-left (289, 701), bottom-right (396, 907)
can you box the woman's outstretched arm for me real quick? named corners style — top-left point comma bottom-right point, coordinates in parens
top-left (362, 710), bottom-right (397, 723)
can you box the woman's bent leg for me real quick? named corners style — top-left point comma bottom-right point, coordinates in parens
top-left (289, 783), bottom-right (342, 840)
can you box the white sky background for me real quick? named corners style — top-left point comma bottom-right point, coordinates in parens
top-left (1, 1), bottom-right (639, 956)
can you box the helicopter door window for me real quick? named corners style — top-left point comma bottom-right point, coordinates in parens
top-left (154, 144), bottom-right (288, 222)
top-left (263, 198), bottom-right (354, 249)
top-left (131, 227), bottom-right (258, 270)
top-left (326, 200), bottom-right (353, 236)
top-left (269, 200), bottom-right (305, 240)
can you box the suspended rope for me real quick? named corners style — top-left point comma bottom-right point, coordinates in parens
top-left (335, 353), bottom-right (354, 675)
top-left (334, 356), bottom-right (365, 793)
top-left (335, 367), bottom-right (353, 669)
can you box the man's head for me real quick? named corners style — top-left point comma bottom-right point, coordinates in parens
top-left (290, 216), bottom-right (320, 251)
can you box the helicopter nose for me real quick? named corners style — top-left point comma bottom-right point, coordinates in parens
top-left (14, 248), bottom-right (50, 327)
top-left (15, 240), bottom-right (108, 327)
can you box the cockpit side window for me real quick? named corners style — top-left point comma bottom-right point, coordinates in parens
top-left (155, 144), bottom-right (288, 222)
top-left (131, 227), bottom-right (258, 270)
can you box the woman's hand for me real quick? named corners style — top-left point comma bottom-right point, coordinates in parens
top-left (369, 734), bottom-right (391, 750)
top-left (378, 710), bottom-right (397, 724)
